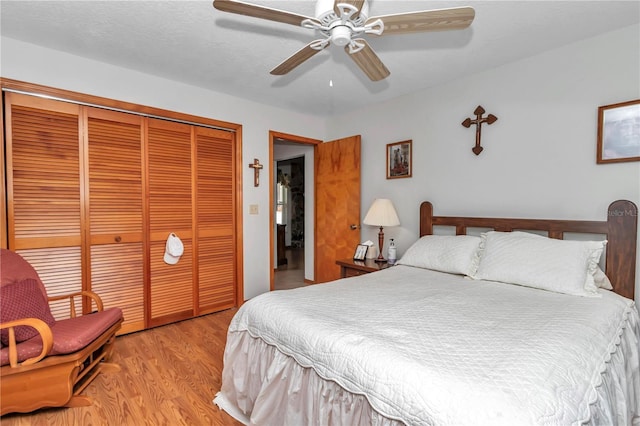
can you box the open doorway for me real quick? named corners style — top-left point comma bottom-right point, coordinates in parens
top-left (274, 155), bottom-right (305, 290)
top-left (270, 131), bottom-right (321, 291)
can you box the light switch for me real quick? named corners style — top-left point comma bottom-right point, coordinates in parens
top-left (249, 204), bottom-right (259, 215)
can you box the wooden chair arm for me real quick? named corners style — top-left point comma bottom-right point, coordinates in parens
top-left (48, 291), bottom-right (104, 318)
top-left (0, 318), bottom-right (54, 368)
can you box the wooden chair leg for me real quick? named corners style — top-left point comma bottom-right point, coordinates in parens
top-left (99, 362), bottom-right (120, 374)
top-left (64, 395), bottom-right (92, 408)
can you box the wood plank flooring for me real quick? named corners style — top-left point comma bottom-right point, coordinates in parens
top-left (1, 309), bottom-right (242, 426)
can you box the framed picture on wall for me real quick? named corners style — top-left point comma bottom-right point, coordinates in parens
top-left (386, 140), bottom-right (412, 179)
top-left (597, 99), bottom-right (640, 164)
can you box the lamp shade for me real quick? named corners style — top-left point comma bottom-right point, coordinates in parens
top-left (363, 199), bottom-right (400, 227)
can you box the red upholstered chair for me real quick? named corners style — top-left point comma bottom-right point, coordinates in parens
top-left (0, 248), bottom-right (124, 415)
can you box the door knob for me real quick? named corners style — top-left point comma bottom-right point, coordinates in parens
top-left (350, 224), bottom-right (359, 230)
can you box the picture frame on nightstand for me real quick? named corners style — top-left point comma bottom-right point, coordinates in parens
top-left (353, 244), bottom-right (368, 261)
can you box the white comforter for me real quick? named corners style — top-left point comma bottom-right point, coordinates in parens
top-left (222, 266), bottom-right (640, 425)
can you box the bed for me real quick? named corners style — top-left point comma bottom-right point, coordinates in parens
top-left (214, 200), bottom-right (639, 425)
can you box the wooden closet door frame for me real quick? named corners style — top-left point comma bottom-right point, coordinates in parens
top-left (1, 78), bottom-right (245, 307)
top-left (1, 96), bottom-right (6, 249)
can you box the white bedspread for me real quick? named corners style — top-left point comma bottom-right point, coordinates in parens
top-left (219, 266), bottom-right (640, 425)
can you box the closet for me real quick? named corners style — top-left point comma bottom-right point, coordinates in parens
top-left (3, 89), bottom-right (240, 334)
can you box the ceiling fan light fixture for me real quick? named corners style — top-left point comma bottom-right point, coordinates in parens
top-left (331, 25), bottom-right (352, 46)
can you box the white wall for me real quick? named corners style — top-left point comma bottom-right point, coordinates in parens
top-left (326, 24), bottom-right (640, 303)
top-left (3, 24), bottom-right (640, 303)
top-left (0, 37), bottom-right (325, 299)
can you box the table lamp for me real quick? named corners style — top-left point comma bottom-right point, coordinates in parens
top-left (363, 198), bottom-right (400, 263)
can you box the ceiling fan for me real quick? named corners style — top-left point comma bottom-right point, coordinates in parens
top-left (212, 0), bottom-right (475, 81)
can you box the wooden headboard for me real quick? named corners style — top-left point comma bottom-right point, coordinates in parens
top-left (420, 200), bottom-right (638, 300)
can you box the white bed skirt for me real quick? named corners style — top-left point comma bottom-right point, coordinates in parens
top-left (214, 331), bottom-right (404, 426)
top-left (215, 314), bottom-right (640, 426)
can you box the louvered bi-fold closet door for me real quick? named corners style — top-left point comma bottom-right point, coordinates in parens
top-left (86, 108), bottom-right (145, 334)
top-left (4, 93), bottom-right (84, 319)
top-left (147, 118), bottom-right (194, 327)
top-left (195, 127), bottom-right (236, 313)
top-left (5, 90), bottom-right (240, 331)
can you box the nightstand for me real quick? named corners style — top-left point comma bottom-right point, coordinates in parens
top-left (336, 258), bottom-right (391, 278)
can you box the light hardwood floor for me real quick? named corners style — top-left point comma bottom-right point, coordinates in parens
top-left (1, 309), bottom-right (242, 426)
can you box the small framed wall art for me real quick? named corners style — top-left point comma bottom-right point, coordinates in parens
top-left (597, 99), bottom-right (640, 164)
top-left (386, 140), bottom-right (412, 179)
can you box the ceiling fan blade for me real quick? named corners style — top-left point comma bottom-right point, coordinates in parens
top-left (334, 0), bottom-right (366, 18)
top-left (271, 40), bottom-right (329, 76)
top-left (213, 0), bottom-right (315, 27)
top-left (345, 39), bottom-right (390, 82)
top-left (367, 7), bottom-right (475, 35)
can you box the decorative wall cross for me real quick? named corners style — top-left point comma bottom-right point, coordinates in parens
top-left (248, 158), bottom-right (264, 187)
top-left (461, 105), bottom-right (498, 155)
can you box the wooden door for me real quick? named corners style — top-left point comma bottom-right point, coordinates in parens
top-left (85, 107), bottom-right (145, 333)
top-left (195, 127), bottom-right (236, 314)
top-left (314, 135), bottom-right (361, 283)
top-left (4, 93), bottom-right (84, 319)
top-left (147, 118), bottom-right (194, 327)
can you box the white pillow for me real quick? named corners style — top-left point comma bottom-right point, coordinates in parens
top-left (397, 235), bottom-right (481, 276)
top-left (472, 231), bottom-right (606, 297)
top-left (491, 231), bottom-right (613, 290)
top-left (594, 266), bottom-right (613, 290)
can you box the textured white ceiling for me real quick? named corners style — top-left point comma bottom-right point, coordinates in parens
top-left (1, 1), bottom-right (639, 117)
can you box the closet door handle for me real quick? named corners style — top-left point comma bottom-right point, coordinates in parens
top-left (114, 236), bottom-right (122, 243)
top-left (350, 224), bottom-right (359, 230)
